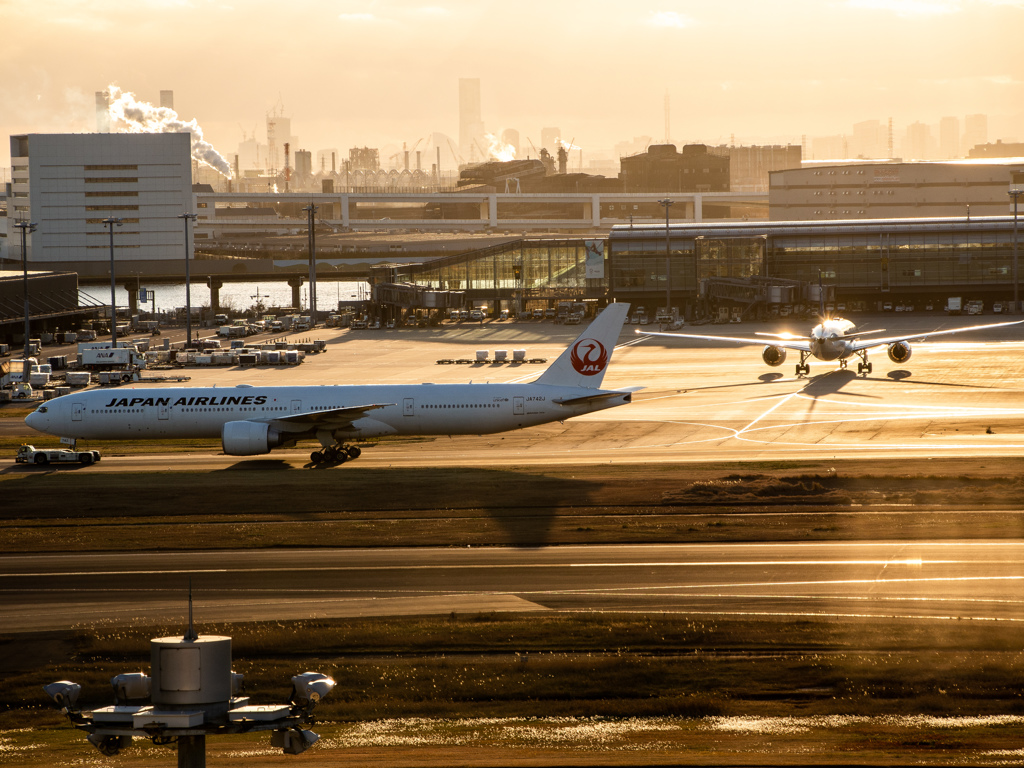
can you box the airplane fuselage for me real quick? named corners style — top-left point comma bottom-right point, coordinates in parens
top-left (28, 382), bottom-right (631, 443)
top-left (808, 318), bottom-right (857, 361)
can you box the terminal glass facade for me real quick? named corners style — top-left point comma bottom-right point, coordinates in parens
top-left (608, 217), bottom-right (1022, 301)
top-left (388, 239), bottom-right (605, 298)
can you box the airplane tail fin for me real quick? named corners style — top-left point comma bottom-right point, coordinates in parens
top-left (533, 303), bottom-right (629, 389)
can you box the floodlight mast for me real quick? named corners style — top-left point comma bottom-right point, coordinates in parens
top-left (177, 213), bottom-right (198, 345)
top-left (14, 220), bottom-right (37, 387)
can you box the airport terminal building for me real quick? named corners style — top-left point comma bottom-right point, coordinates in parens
top-left (3, 133), bottom-right (193, 267)
top-left (378, 215), bottom-right (1024, 320)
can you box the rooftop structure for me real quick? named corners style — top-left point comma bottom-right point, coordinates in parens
top-left (769, 161), bottom-right (1024, 221)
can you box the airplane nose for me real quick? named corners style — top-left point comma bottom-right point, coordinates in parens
top-left (25, 410), bottom-right (45, 432)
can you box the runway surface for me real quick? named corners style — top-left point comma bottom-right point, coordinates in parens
top-left (5, 541), bottom-right (1024, 633)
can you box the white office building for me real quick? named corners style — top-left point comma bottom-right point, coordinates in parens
top-left (4, 133), bottom-right (193, 266)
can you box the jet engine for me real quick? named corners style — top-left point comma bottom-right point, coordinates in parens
top-left (222, 420), bottom-right (289, 456)
top-left (761, 345), bottom-right (788, 367)
top-left (886, 341), bottom-right (913, 364)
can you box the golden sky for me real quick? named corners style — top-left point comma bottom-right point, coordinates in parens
top-left (1, 0), bottom-right (1022, 167)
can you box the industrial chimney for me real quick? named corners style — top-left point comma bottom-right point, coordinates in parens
top-left (284, 142), bottom-right (291, 191)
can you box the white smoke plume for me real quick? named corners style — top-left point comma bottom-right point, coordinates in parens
top-left (485, 132), bottom-right (516, 162)
top-left (105, 85), bottom-right (233, 178)
top-left (556, 137), bottom-right (581, 151)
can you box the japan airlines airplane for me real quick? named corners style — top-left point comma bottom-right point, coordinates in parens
top-left (638, 315), bottom-right (1024, 376)
top-left (25, 303), bottom-right (637, 465)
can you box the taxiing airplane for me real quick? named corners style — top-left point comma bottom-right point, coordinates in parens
top-left (25, 303), bottom-right (637, 465)
top-left (638, 314), bottom-right (1024, 376)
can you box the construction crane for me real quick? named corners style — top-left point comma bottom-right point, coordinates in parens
top-left (446, 138), bottom-right (464, 166)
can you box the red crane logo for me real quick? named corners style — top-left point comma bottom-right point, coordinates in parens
top-left (569, 338), bottom-right (608, 376)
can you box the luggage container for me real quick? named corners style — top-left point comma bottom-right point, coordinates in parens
top-left (513, 349), bottom-right (527, 361)
top-left (267, 351), bottom-right (280, 364)
top-left (65, 371), bottom-right (92, 387)
top-left (29, 372), bottom-right (51, 387)
top-left (285, 350), bottom-right (299, 364)
top-left (494, 350), bottom-right (508, 362)
top-left (43, 388), bottom-right (57, 400)
top-left (47, 355), bottom-right (68, 370)
top-left (56, 386), bottom-right (71, 397)
top-left (475, 350), bottom-right (489, 362)
top-left (238, 354), bottom-right (258, 366)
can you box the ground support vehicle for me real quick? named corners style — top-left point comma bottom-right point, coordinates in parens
top-left (16, 444), bottom-right (101, 465)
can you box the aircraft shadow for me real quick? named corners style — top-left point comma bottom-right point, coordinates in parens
top-left (219, 464), bottom-right (586, 547)
top-left (868, 370), bottom-right (994, 389)
top-left (223, 459), bottom-right (297, 470)
top-left (800, 370), bottom-right (878, 400)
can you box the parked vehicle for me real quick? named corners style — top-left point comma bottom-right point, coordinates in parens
top-left (16, 443), bottom-right (101, 465)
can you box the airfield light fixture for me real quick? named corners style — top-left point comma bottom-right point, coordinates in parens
top-left (43, 593), bottom-right (336, 766)
top-left (178, 213), bottom-right (198, 344)
top-left (102, 217), bottom-right (123, 346)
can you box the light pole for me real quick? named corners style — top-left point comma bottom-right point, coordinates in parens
top-left (178, 213), bottom-right (197, 344)
top-left (303, 203), bottom-right (318, 321)
top-left (15, 220), bottom-right (37, 385)
top-left (1010, 189), bottom-right (1022, 314)
top-left (102, 217), bottom-right (123, 346)
top-left (658, 198), bottom-right (673, 318)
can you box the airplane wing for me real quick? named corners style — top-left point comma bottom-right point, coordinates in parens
top-left (637, 329), bottom-right (812, 353)
top-left (847, 319), bottom-right (1024, 351)
top-left (271, 403), bottom-right (395, 426)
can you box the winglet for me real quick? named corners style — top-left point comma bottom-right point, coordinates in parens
top-left (533, 303), bottom-right (630, 389)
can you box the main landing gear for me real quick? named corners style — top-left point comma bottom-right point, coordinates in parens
top-left (310, 444), bottom-right (362, 465)
top-left (795, 351), bottom-right (811, 376)
top-left (855, 350), bottom-right (872, 375)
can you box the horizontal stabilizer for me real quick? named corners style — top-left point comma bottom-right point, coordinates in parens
top-left (553, 388), bottom-right (642, 407)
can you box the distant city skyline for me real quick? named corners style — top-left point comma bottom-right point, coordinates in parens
top-left (1, 0), bottom-right (1022, 176)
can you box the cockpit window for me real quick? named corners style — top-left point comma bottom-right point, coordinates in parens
top-left (37, 406), bottom-right (48, 413)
